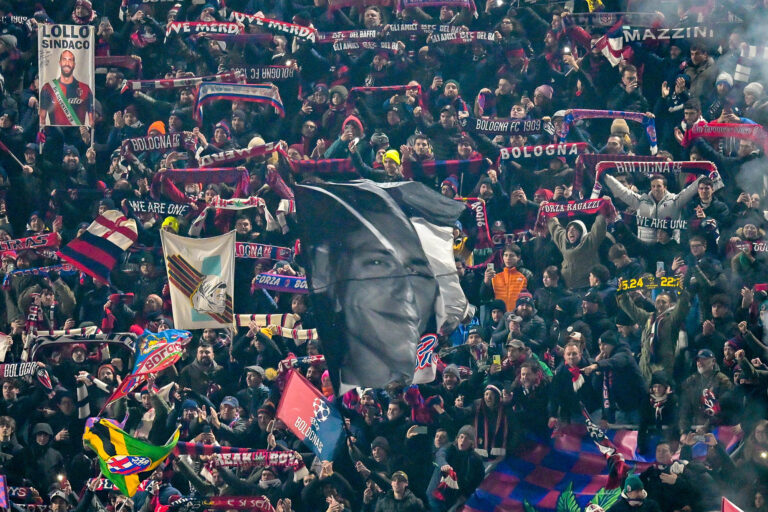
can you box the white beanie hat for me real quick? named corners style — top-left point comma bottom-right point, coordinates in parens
top-left (716, 72), bottom-right (733, 88)
top-left (744, 82), bottom-right (764, 98)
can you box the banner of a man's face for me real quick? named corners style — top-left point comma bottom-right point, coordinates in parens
top-left (38, 24), bottom-right (95, 127)
top-left (296, 180), bottom-right (468, 392)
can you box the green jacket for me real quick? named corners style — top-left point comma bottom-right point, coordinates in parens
top-left (617, 290), bottom-right (690, 382)
top-left (548, 214), bottom-right (606, 289)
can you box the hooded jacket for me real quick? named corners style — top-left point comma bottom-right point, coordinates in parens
top-left (548, 215), bottom-right (606, 289)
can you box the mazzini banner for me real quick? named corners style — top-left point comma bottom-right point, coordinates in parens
top-left (38, 24), bottom-right (95, 127)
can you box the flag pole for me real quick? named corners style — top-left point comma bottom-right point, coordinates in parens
top-left (0, 142), bottom-right (25, 169)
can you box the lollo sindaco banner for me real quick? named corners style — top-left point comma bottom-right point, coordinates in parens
top-left (38, 24), bottom-right (95, 127)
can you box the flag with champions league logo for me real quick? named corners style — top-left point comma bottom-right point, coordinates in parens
top-left (295, 180), bottom-right (471, 392)
top-left (276, 370), bottom-right (345, 461)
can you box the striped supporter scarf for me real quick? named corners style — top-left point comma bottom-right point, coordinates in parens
top-left (560, 109), bottom-right (657, 154)
top-left (575, 153), bottom-right (666, 191)
top-left (195, 83), bottom-right (285, 121)
top-left (534, 197), bottom-right (618, 234)
top-left (120, 71), bottom-right (244, 93)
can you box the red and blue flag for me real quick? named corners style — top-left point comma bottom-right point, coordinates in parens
top-left (277, 370), bottom-right (345, 461)
top-left (464, 424), bottom-right (742, 512)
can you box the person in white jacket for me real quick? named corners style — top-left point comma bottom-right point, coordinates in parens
top-left (604, 173), bottom-right (703, 242)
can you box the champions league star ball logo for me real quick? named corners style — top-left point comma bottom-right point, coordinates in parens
top-left (311, 398), bottom-right (331, 426)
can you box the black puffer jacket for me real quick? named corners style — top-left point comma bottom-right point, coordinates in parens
top-left (373, 490), bottom-right (425, 512)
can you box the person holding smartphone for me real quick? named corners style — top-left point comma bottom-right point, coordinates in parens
top-left (606, 65), bottom-right (649, 114)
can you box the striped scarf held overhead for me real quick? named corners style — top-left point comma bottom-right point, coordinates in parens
top-left (234, 314), bottom-right (300, 329)
top-left (560, 109), bottom-right (658, 155)
top-left (195, 83), bottom-right (285, 121)
top-left (590, 160), bottom-right (722, 199)
top-left (174, 443), bottom-right (308, 477)
top-left (534, 197), bottom-right (618, 234)
top-left (292, 159), bottom-right (357, 176)
top-left (120, 71), bottom-right (244, 93)
top-left (681, 122), bottom-right (768, 154)
top-left (401, 157), bottom-right (489, 182)
top-left (575, 153), bottom-right (665, 192)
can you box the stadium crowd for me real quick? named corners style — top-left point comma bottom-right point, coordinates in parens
top-left (0, 0), bottom-right (767, 511)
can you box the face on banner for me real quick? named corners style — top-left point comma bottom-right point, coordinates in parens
top-left (38, 24), bottom-right (95, 127)
top-left (297, 183), bottom-right (440, 388)
top-left (332, 212), bottom-right (437, 385)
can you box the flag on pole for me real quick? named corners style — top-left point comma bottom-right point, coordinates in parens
top-left (161, 230), bottom-right (235, 329)
top-left (591, 19), bottom-right (626, 66)
top-left (276, 370), bottom-right (345, 461)
top-left (59, 210), bottom-right (138, 284)
top-left (103, 330), bottom-right (191, 408)
top-left (83, 418), bottom-right (179, 496)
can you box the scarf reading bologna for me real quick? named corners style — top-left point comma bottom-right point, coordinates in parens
top-left (499, 142), bottom-right (587, 162)
top-left (165, 21), bottom-right (242, 38)
top-left (561, 109), bottom-right (658, 155)
top-left (591, 160), bottom-right (720, 198)
top-left (231, 65), bottom-right (297, 83)
top-left (120, 71), bottom-right (244, 93)
top-left (2, 263), bottom-right (76, 289)
top-left (236, 242), bottom-right (292, 261)
top-left (195, 83), bottom-right (284, 120)
top-left (460, 116), bottom-right (552, 136)
top-left (575, 153), bottom-right (666, 191)
top-left (0, 233), bottom-right (60, 252)
top-left (121, 133), bottom-right (197, 157)
top-left (534, 197), bottom-right (618, 234)
top-left (230, 12), bottom-right (317, 42)
top-left (681, 122), bottom-right (768, 154)
top-left (0, 363), bottom-right (53, 393)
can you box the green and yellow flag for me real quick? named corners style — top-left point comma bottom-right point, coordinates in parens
top-left (83, 418), bottom-right (180, 496)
